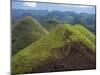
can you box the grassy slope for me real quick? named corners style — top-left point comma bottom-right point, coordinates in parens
top-left (12, 32), bottom-right (43, 55)
top-left (63, 24), bottom-right (95, 53)
top-left (12, 24), bottom-right (95, 74)
top-left (73, 24), bottom-right (95, 43)
top-left (12, 16), bottom-right (48, 40)
top-left (12, 16), bottom-right (48, 54)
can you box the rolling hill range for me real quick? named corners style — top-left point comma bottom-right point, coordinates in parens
top-left (12, 9), bottom-right (96, 33)
top-left (12, 16), bottom-right (48, 55)
top-left (12, 23), bottom-right (96, 74)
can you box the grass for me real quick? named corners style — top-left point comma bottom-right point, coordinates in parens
top-left (59, 24), bottom-right (95, 53)
top-left (73, 24), bottom-right (95, 43)
top-left (12, 24), bottom-right (95, 74)
top-left (12, 16), bottom-right (48, 55)
top-left (12, 16), bottom-right (48, 39)
top-left (12, 31), bottom-right (44, 55)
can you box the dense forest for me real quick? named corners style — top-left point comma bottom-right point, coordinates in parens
top-left (12, 9), bottom-right (96, 74)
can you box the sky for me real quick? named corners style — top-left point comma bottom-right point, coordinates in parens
top-left (12, 0), bottom-right (96, 14)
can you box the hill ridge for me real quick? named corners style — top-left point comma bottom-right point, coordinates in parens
top-left (12, 24), bottom-right (95, 74)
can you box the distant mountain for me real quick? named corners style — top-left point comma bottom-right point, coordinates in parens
top-left (71, 13), bottom-right (95, 24)
top-left (12, 9), bottom-right (96, 33)
top-left (12, 16), bottom-right (48, 55)
top-left (12, 16), bottom-right (17, 24)
top-left (12, 24), bottom-right (95, 74)
top-left (12, 9), bottom-right (49, 19)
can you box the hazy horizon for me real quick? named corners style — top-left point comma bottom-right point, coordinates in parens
top-left (12, 1), bottom-right (96, 14)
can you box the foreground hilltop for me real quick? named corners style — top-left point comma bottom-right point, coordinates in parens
top-left (12, 16), bottom-right (48, 55)
top-left (12, 23), bottom-right (96, 74)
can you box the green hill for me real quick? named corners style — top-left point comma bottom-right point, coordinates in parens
top-left (12, 16), bottom-right (48, 55)
top-left (73, 24), bottom-right (95, 43)
top-left (12, 32), bottom-right (44, 55)
top-left (12, 24), bottom-right (95, 74)
top-left (41, 19), bottom-right (61, 32)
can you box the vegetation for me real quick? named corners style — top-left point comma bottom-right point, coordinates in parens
top-left (73, 24), bottom-right (95, 43)
top-left (12, 9), bottom-right (96, 33)
top-left (41, 19), bottom-right (62, 32)
top-left (12, 23), bottom-right (96, 74)
top-left (12, 16), bottom-right (48, 54)
top-left (12, 1), bottom-right (96, 74)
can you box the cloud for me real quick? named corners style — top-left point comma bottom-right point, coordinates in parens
top-left (77, 5), bottom-right (92, 8)
top-left (23, 2), bottom-right (37, 7)
top-left (61, 4), bottom-right (91, 8)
